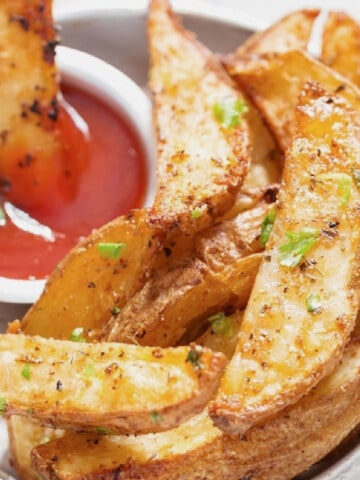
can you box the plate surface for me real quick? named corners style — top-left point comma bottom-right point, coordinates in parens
top-left (1, 1), bottom-right (360, 479)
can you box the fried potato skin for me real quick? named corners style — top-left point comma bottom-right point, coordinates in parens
top-left (148, 0), bottom-right (250, 233)
top-left (321, 11), bottom-right (360, 88)
top-left (235, 9), bottom-right (319, 56)
top-left (20, 209), bottom-right (162, 340)
top-left (31, 341), bottom-right (360, 480)
top-left (0, 334), bottom-right (226, 435)
top-left (104, 204), bottom-right (271, 347)
top-left (225, 49), bottom-right (360, 152)
top-left (209, 82), bottom-right (360, 434)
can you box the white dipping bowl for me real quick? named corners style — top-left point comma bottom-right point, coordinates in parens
top-left (0, 45), bottom-right (155, 305)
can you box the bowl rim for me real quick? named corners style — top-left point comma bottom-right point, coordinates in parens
top-left (0, 45), bottom-right (154, 304)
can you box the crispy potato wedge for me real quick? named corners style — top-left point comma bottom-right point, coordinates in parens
top-left (0, 0), bottom-right (87, 209)
top-left (0, 334), bottom-right (226, 434)
top-left (235, 9), bottom-right (319, 57)
top-left (225, 49), bottom-right (360, 152)
top-left (104, 204), bottom-right (271, 347)
top-left (7, 417), bottom-right (65, 480)
top-left (31, 340), bottom-right (360, 480)
top-left (147, 0), bottom-right (250, 233)
top-left (321, 11), bottom-right (360, 88)
top-left (20, 209), bottom-right (162, 340)
top-left (208, 82), bottom-right (360, 435)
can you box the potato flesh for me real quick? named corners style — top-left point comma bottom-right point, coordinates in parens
top-left (235, 9), bottom-right (319, 56)
top-left (0, 334), bottom-right (226, 434)
top-left (208, 82), bottom-right (360, 434)
top-left (226, 49), bottom-right (360, 152)
top-left (321, 12), bottom-right (360, 88)
top-left (31, 340), bottom-right (360, 480)
top-left (148, 0), bottom-right (250, 233)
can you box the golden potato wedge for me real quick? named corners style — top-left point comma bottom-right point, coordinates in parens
top-left (20, 209), bottom-right (162, 340)
top-left (235, 9), bottom-right (319, 57)
top-left (208, 82), bottom-right (360, 435)
top-left (0, 334), bottom-right (226, 434)
top-left (103, 204), bottom-right (272, 347)
top-left (31, 340), bottom-right (360, 480)
top-left (225, 49), bottom-right (360, 152)
top-left (0, 0), bottom-right (87, 210)
top-left (7, 417), bottom-right (65, 480)
top-left (147, 0), bottom-right (250, 233)
top-left (321, 11), bottom-right (360, 88)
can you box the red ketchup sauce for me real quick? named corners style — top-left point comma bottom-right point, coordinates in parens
top-left (0, 83), bottom-right (147, 279)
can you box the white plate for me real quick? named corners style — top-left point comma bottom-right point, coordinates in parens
top-left (1, 1), bottom-right (360, 479)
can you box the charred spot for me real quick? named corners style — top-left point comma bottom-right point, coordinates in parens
top-left (9, 14), bottom-right (30, 31)
top-left (0, 178), bottom-right (11, 193)
top-left (18, 153), bottom-right (33, 168)
top-left (43, 39), bottom-right (60, 64)
top-left (56, 380), bottom-right (63, 391)
top-left (0, 130), bottom-right (8, 144)
top-left (111, 466), bottom-right (124, 479)
top-left (334, 84), bottom-right (346, 93)
top-left (163, 247), bottom-right (172, 257)
top-left (48, 96), bottom-right (59, 121)
top-left (29, 99), bottom-right (41, 115)
top-left (329, 221), bottom-right (340, 228)
top-left (50, 455), bottom-right (58, 462)
top-left (326, 97), bottom-right (334, 104)
top-left (264, 185), bottom-right (278, 203)
top-left (87, 281), bottom-right (96, 288)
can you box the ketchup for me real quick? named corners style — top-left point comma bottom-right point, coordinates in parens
top-left (0, 83), bottom-right (147, 279)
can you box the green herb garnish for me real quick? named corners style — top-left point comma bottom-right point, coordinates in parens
top-left (260, 207), bottom-right (276, 246)
top-left (208, 312), bottom-right (234, 337)
top-left (95, 427), bottom-right (113, 435)
top-left (21, 363), bottom-right (31, 381)
top-left (279, 228), bottom-right (320, 268)
top-left (191, 207), bottom-right (202, 219)
top-left (318, 173), bottom-right (352, 206)
top-left (306, 294), bottom-right (323, 314)
top-left (69, 327), bottom-right (86, 343)
top-left (27, 408), bottom-right (34, 415)
top-left (97, 242), bottom-right (127, 260)
top-left (0, 397), bottom-right (6, 416)
top-left (111, 306), bottom-right (121, 316)
top-left (213, 98), bottom-right (248, 128)
top-left (84, 364), bottom-right (95, 379)
top-left (186, 347), bottom-right (203, 371)
top-left (150, 411), bottom-right (163, 424)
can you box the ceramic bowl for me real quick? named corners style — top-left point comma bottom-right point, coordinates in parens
top-left (0, 44), bottom-right (155, 307)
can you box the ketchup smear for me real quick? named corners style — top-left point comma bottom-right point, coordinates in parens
top-left (0, 83), bottom-right (147, 280)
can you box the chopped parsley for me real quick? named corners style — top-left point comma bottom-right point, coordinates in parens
top-left (27, 408), bottom-right (34, 415)
top-left (0, 397), bottom-right (6, 415)
top-left (186, 347), bottom-right (203, 371)
top-left (191, 207), bottom-right (202, 219)
top-left (69, 327), bottom-right (86, 343)
top-left (260, 208), bottom-right (276, 246)
top-left (97, 242), bottom-right (127, 260)
top-left (150, 411), bottom-right (163, 424)
top-left (111, 306), bottom-right (121, 316)
top-left (84, 364), bottom-right (95, 379)
top-left (279, 228), bottom-right (319, 268)
top-left (306, 295), bottom-right (323, 314)
top-left (208, 312), bottom-right (233, 337)
top-left (21, 363), bottom-right (31, 381)
top-left (213, 98), bottom-right (248, 128)
top-left (318, 172), bottom-right (352, 206)
top-left (95, 427), bottom-right (113, 435)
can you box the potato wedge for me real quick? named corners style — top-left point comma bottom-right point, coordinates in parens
top-left (225, 49), bottom-right (360, 152)
top-left (208, 82), bottom-right (360, 435)
top-left (0, 334), bottom-right (226, 434)
top-left (0, 0), bottom-right (87, 210)
top-left (103, 204), bottom-right (271, 347)
top-left (31, 340), bottom-right (360, 480)
top-left (235, 9), bottom-right (319, 57)
top-left (148, 0), bottom-right (250, 233)
top-left (20, 209), bottom-right (162, 340)
top-left (321, 11), bottom-right (360, 88)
